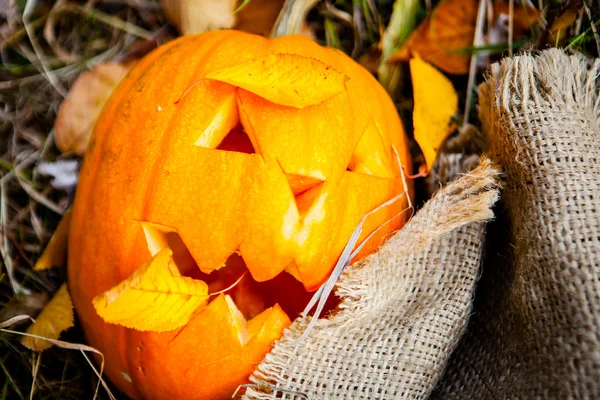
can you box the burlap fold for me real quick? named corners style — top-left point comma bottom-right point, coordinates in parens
top-left (242, 159), bottom-right (500, 399)
top-left (433, 49), bottom-right (600, 398)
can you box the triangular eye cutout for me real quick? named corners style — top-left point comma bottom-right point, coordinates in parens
top-left (216, 123), bottom-right (256, 154)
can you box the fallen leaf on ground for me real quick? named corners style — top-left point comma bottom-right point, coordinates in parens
top-left (410, 58), bottom-right (458, 174)
top-left (389, 0), bottom-right (540, 74)
top-left (55, 62), bottom-right (132, 156)
top-left (205, 53), bottom-right (349, 108)
top-left (34, 209), bottom-right (72, 271)
top-left (93, 248), bottom-right (209, 332)
top-left (22, 283), bottom-right (74, 351)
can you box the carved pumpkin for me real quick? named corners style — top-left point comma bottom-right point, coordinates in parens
top-left (68, 31), bottom-right (412, 399)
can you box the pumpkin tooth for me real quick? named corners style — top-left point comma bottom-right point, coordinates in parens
top-left (223, 294), bottom-right (249, 345)
top-left (247, 305), bottom-right (283, 340)
top-left (224, 301), bottom-right (292, 347)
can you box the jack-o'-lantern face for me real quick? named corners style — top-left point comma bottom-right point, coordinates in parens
top-left (68, 31), bottom-right (412, 399)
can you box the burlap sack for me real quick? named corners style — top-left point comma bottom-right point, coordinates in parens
top-left (241, 158), bottom-right (501, 399)
top-left (433, 49), bottom-right (600, 398)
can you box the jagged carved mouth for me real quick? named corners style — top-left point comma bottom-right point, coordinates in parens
top-left (143, 222), bottom-right (335, 322)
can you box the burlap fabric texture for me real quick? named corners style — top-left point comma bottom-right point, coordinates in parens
top-left (242, 158), bottom-right (501, 399)
top-left (433, 49), bottom-right (600, 398)
top-left (243, 49), bottom-right (600, 399)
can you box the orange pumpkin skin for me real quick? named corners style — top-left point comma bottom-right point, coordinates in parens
top-left (68, 31), bottom-right (412, 399)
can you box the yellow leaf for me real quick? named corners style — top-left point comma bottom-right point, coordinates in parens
top-left (92, 248), bottom-right (209, 332)
top-left (34, 209), bottom-right (71, 271)
top-left (205, 53), bottom-right (349, 108)
top-left (22, 283), bottom-right (74, 351)
top-left (410, 58), bottom-right (457, 174)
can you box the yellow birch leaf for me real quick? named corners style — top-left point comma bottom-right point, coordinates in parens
top-left (34, 209), bottom-right (72, 270)
top-left (410, 58), bottom-right (458, 174)
top-left (92, 248), bottom-right (209, 332)
top-left (22, 283), bottom-right (74, 351)
top-left (205, 53), bottom-right (349, 108)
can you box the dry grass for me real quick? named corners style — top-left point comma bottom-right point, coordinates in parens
top-left (0, 0), bottom-right (598, 398)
